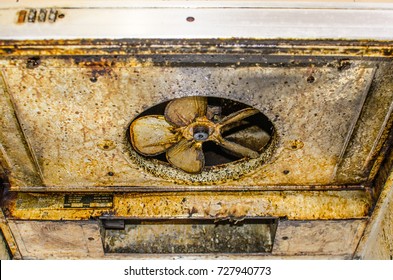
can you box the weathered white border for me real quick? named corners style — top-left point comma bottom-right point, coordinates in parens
top-left (1, 1), bottom-right (393, 41)
top-left (2, 1), bottom-right (393, 9)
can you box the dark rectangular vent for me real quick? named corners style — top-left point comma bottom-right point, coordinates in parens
top-left (103, 218), bottom-right (277, 254)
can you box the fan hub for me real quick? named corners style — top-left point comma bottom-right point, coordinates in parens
top-left (193, 126), bottom-right (210, 141)
top-left (181, 117), bottom-right (215, 142)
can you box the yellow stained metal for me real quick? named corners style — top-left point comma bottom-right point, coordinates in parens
top-left (1, 39), bottom-right (393, 58)
top-left (1, 57), bottom-right (389, 189)
top-left (8, 220), bottom-right (104, 259)
top-left (355, 151), bottom-right (393, 259)
top-left (0, 38), bottom-right (392, 260)
top-left (3, 190), bottom-right (371, 221)
top-left (0, 73), bottom-right (43, 188)
top-left (0, 208), bottom-right (21, 259)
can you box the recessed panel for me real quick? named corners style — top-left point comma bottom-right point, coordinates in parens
top-left (1, 59), bottom-right (391, 189)
top-left (104, 219), bottom-right (277, 254)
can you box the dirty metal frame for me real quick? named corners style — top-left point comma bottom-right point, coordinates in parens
top-left (1, 0), bottom-right (393, 259)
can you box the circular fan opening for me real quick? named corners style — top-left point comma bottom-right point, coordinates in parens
top-left (128, 96), bottom-right (275, 182)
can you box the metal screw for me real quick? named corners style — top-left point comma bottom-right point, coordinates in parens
top-left (27, 9), bottom-right (37, 23)
top-left (48, 9), bottom-right (58, 23)
top-left (193, 126), bottom-right (209, 141)
top-left (38, 9), bottom-right (47, 22)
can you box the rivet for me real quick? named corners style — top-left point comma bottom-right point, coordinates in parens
top-left (307, 76), bottom-right (315, 83)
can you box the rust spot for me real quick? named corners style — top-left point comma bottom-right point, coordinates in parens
top-left (188, 206), bottom-right (198, 217)
top-left (97, 139), bottom-right (116, 151)
top-left (338, 59), bottom-right (351, 71)
top-left (228, 203), bottom-right (251, 219)
top-left (288, 140), bottom-right (304, 151)
top-left (90, 68), bottom-right (113, 81)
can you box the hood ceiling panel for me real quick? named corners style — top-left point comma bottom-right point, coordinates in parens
top-left (1, 57), bottom-right (392, 190)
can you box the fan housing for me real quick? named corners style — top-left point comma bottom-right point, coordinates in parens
top-left (128, 96), bottom-right (276, 183)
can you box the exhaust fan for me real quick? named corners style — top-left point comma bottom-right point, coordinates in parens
top-left (129, 96), bottom-right (274, 180)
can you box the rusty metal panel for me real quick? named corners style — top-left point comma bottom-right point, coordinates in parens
top-left (8, 220), bottom-right (104, 259)
top-left (335, 64), bottom-right (393, 182)
top-left (0, 1), bottom-right (392, 261)
top-left (1, 58), bottom-right (391, 190)
top-left (355, 157), bottom-right (393, 259)
top-left (273, 219), bottom-right (367, 257)
top-left (0, 74), bottom-right (42, 188)
top-left (0, 229), bottom-right (11, 259)
top-left (0, 208), bottom-right (21, 259)
top-left (3, 190), bottom-right (372, 221)
top-left (6, 218), bottom-right (366, 259)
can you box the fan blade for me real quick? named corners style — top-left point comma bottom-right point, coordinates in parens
top-left (219, 108), bottom-right (259, 127)
top-left (215, 136), bottom-right (259, 159)
top-left (224, 125), bottom-right (271, 151)
top-left (165, 96), bottom-right (208, 127)
top-left (167, 139), bottom-right (204, 173)
top-left (130, 115), bottom-right (179, 156)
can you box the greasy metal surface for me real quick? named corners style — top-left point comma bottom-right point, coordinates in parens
top-left (104, 219), bottom-right (276, 254)
top-left (0, 75), bottom-right (43, 188)
top-left (273, 219), bottom-right (367, 257)
top-left (0, 208), bottom-right (21, 259)
top-left (355, 152), bottom-right (393, 259)
top-left (0, 228), bottom-right (11, 259)
top-left (8, 220), bottom-right (104, 259)
top-left (1, 39), bottom-right (393, 59)
top-left (335, 63), bottom-right (393, 183)
top-left (6, 218), bottom-right (365, 259)
top-left (3, 190), bottom-right (372, 221)
top-left (1, 56), bottom-right (391, 189)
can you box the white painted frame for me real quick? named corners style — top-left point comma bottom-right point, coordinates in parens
top-left (0, 1), bottom-right (393, 40)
